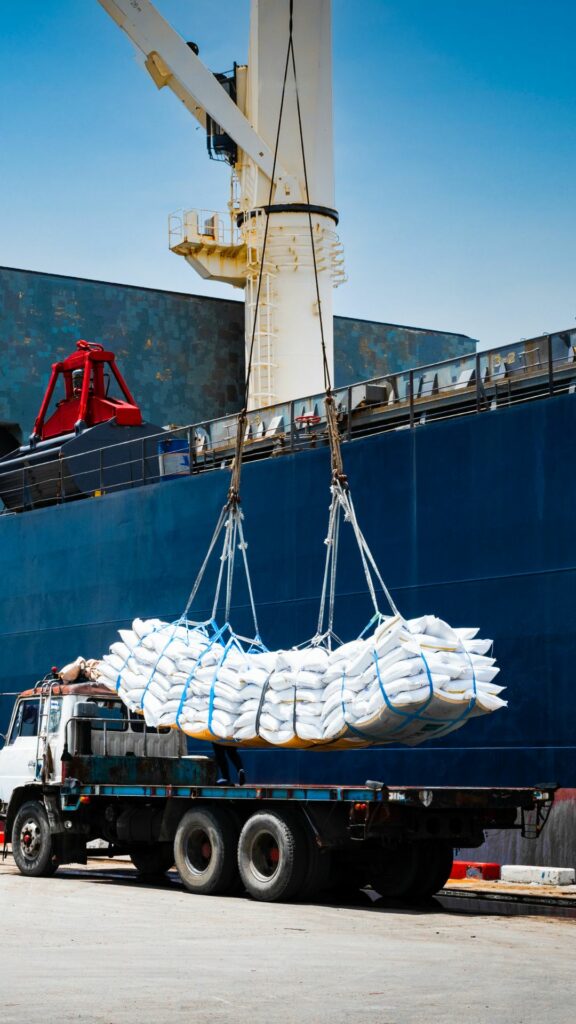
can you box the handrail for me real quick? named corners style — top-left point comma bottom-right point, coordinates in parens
top-left (1, 328), bottom-right (575, 517)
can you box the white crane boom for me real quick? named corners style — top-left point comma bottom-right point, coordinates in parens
top-left (97, 0), bottom-right (288, 186)
top-left (97, 0), bottom-right (343, 409)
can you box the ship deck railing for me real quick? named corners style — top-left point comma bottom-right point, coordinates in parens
top-left (1, 328), bottom-right (575, 514)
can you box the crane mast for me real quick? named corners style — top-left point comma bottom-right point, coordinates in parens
top-left (97, 0), bottom-right (345, 409)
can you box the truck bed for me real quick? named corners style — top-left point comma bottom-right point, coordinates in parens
top-left (62, 754), bottom-right (552, 813)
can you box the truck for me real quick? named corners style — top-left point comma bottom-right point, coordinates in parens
top-left (0, 675), bottom-right (554, 903)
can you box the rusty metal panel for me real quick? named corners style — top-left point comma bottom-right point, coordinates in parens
top-left (68, 754), bottom-right (216, 787)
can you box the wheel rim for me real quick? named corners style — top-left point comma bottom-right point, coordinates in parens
top-left (20, 819), bottom-right (42, 861)
top-left (184, 827), bottom-right (213, 876)
top-left (249, 829), bottom-right (281, 881)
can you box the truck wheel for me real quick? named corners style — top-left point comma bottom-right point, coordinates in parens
top-left (299, 842), bottom-right (332, 902)
top-left (325, 852), bottom-right (367, 902)
top-left (367, 845), bottom-right (419, 899)
top-left (174, 807), bottom-right (238, 896)
top-left (237, 810), bottom-right (307, 903)
top-left (11, 801), bottom-right (60, 878)
top-left (129, 843), bottom-right (174, 881)
top-left (405, 841), bottom-right (454, 902)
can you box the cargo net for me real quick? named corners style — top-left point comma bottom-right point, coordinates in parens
top-left (97, 481), bottom-right (506, 750)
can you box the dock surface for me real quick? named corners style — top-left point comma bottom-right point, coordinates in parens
top-left (1, 857), bottom-right (574, 1024)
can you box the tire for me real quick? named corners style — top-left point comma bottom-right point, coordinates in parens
top-left (325, 852), bottom-right (367, 902)
top-left (237, 810), bottom-right (307, 903)
top-left (299, 842), bottom-right (332, 902)
top-left (174, 806), bottom-right (239, 896)
top-left (129, 843), bottom-right (174, 881)
top-left (367, 845), bottom-right (419, 899)
top-left (11, 801), bottom-right (60, 878)
top-left (404, 841), bottom-right (454, 902)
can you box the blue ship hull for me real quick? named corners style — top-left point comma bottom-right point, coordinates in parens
top-left (2, 392), bottom-right (574, 864)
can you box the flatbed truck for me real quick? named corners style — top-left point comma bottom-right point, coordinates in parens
top-left (0, 679), bottom-right (554, 903)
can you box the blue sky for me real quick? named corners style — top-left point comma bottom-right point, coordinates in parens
top-left (1, 0), bottom-right (574, 348)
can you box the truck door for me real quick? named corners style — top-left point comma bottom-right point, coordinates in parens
top-left (0, 698), bottom-right (41, 805)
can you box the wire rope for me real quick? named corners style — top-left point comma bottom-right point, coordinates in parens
top-left (183, 0), bottom-right (399, 646)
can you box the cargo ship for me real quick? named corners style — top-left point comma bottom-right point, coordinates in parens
top-left (1, 0), bottom-right (574, 868)
top-left (1, 321), bottom-right (574, 868)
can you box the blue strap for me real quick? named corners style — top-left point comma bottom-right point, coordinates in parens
top-left (373, 641), bottom-right (481, 738)
top-left (357, 612), bottom-right (382, 641)
top-left (140, 619), bottom-right (214, 710)
top-left (358, 611), bottom-right (402, 642)
top-left (115, 622), bottom-right (165, 695)
top-left (115, 616), bottom-right (209, 695)
top-left (339, 667), bottom-right (376, 743)
top-left (374, 649), bottom-right (434, 728)
top-left (373, 648), bottom-right (458, 737)
top-left (176, 621), bottom-right (230, 730)
top-left (413, 642), bottom-right (480, 739)
top-left (426, 643), bottom-right (479, 736)
top-left (207, 633), bottom-right (243, 734)
top-left (140, 627), bottom-right (181, 710)
top-left (247, 633), bottom-right (269, 653)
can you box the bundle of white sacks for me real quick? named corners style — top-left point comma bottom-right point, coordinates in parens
top-left (97, 613), bottom-right (506, 748)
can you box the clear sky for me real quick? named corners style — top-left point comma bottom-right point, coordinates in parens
top-left (1, 0), bottom-right (574, 348)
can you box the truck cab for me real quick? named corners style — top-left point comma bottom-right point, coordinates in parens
top-left (0, 692), bottom-right (48, 806)
top-left (0, 681), bottom-right (186, 811)
top-left (0, 679), bottom-right (212, 880)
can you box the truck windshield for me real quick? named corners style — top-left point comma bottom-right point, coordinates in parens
top-left (8, 698), bottom-right (40, 743)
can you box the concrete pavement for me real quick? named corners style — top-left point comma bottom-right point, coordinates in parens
top-left (0, 858), bottom-right (574, 1024)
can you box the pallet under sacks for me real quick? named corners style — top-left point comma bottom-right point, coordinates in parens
top-left (96, 613), bottom-right (506, 750)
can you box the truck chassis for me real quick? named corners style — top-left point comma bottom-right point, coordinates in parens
top-left (0, 682), bottom-right (555, 903)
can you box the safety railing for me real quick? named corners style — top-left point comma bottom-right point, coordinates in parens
top-left (169, 208), bottom-right (241, 251)
top-left (1, 329), bottom-right (575, 516)
top-left (63, 711), bottom-right (172, 759)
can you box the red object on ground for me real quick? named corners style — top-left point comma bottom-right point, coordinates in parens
top-left (31, 339), bottom-right (142, 442)
top-left (450, 861), bottom-right (501, 881)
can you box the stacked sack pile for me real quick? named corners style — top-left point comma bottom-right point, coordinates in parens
top-left (97, 613), bottom-right (506, 748)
